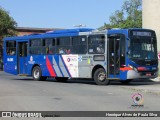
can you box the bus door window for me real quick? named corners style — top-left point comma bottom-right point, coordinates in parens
top-left (108, 35), bottom-right (122, 75)
top-left (120, 35), bottom-right (126, 67)
top-left (115, 38), bottom-right (120, 74)
top-left (17, 42), bottom-right (28, 74)
top-left (18, 42), bottom-right (27, 57)
top-left (108, 38), bottom-right (115, 74)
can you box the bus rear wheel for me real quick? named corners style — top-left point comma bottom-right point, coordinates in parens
top-left (55, 77), bottom-right (68, 82)
top-left (32, 66), bottom-right (47, 81)
top-left (94, 68), bottom-right (109, 85)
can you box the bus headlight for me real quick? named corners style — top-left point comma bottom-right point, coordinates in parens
top-left (129, 65), bottom-right (138, 72)
top-left (129, 65), bottom-right (133, 69)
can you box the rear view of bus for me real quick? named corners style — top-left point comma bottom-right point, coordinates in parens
top-left (126, 29), bottom-right (158, 81)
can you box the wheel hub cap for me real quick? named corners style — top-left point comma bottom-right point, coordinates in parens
top-left (98, 72), bottom-right (106, 81)
top-left (34, 69), bottom-right (39, 78)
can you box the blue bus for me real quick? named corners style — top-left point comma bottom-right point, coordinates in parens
top-left (3, 28), bottom-right (158, 85)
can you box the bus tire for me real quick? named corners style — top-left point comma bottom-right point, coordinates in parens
top-left (120, 79), bottom-right (132, 84)
top-left (94, 68), bottom-right (109, 85)
top-left (55, 77), bottom-right (68, 82)
top-left (32, 66), bottom-right (46, 81)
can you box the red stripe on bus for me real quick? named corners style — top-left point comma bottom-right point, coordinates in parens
top-left (120, 67), bottom-right (132, 72)
top-left (46, 56), bottom-right (56, 77)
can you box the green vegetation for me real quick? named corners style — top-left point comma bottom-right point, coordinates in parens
top-left (0, 7), bottom-right (17, 39)
top-left (0, 7), bottom-right (17, 69)
top-left (100, 0), bottom-right (142, 30)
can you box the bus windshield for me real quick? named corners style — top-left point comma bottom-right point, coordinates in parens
top-left (128, 37), bottom-right (157, 60)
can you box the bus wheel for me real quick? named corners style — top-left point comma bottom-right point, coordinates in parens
top-left (120, 79), bottom-right (132, 84)
top-left (55, 77), bottom-right (68, 82)
top-left (94, 68), bottom-right (109, 85)
top-left (32, 66), bottom-right (46, 81)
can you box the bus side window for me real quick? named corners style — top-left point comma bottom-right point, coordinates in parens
top-left (6, 41), bottom-right (16, 56)
top-left (56, 37), bottom-right (71, 54)
top-left (88, 35), bottom-right (105, 54)
top-left (72, 36), bottom-right (87, 54)
top-left (45, 38), bottom-right (55, 54)
top-left (65, 48), bottom-right (71, 54)
top-left (30, 39), bottom-right (43, 55)
top-left (59, 48), bottom-right (65, 54)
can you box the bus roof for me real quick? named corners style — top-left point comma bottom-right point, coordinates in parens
top-left (3, 28), bottom-right (155, 41)
top-left (3, 28), bottom-right (94, 41)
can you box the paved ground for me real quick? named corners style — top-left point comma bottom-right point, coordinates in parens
top-left (120, 77), bottom-right (160, 95)
top-left (0, 71), bottom-right (160, 120)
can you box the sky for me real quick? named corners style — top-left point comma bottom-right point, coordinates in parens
top-left (0, 0), bottom-right (124, 29)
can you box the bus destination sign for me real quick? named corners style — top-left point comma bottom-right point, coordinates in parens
top-left (132, 31), bottom-right (152, 37)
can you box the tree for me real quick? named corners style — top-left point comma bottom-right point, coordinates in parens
top-left (0, 7), bottom-right (17, 69)
top-left (101, 0), bottom-right (142, 29)
top-left (98, 23), bottom-right (112, 30)
top-left (0, 7), bottom-right (17, 39)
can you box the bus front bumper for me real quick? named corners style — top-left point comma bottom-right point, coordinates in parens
top-left (127, 70), bottom-right (158, 79)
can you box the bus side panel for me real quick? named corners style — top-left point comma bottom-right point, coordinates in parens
top-left (19, 56), bottom-right (27, 74)
top-left (4, 55), bottom-right (18, 75)
top-left (61, 55), bottom-right (78, 78)
top-left (119, 71), bottom-right (127, 80)
top-left (27, 55), bottom-right (73, 78)
top-left (26, 55), bottom-right (51, 77)
top-left (25, 56), bottom-right (33, 76)
top-left (3, 40), bottom-right (18, 75)
top-left (45, 55), bottom-right (57, 77)
top-left (78, 55), bottom-right (107, 78)
top-left (42, 55), bottom-right (78, 78)
top-left (27, 54), bottom-right (92, 78)
top-left (78, 55), bottom-right (92, 78)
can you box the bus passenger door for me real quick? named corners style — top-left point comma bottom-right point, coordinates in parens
top-left (107, 34), bottom-right (121, 78)
top-left (18, 42), bottom-right (28, 74)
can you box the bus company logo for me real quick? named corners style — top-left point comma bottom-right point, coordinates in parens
top-left (78, 56), bottom-right (82, 62)
top-left (67, 58), bottom-right (70, 62)
top-left (28, 56), bottom-right (35, 64)
top-left (66, 57), bottom-right (77, 62)
top-left (131, 93), bottom-right (144, 107)
top-left (30, 56), bottom-right (33, 61)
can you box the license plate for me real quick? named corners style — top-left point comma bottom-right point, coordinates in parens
top-left (146, 73), bottom-right (151, 76)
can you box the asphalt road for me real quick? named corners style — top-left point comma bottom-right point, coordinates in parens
top-left (0, 71), bottom-right (160, 120)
